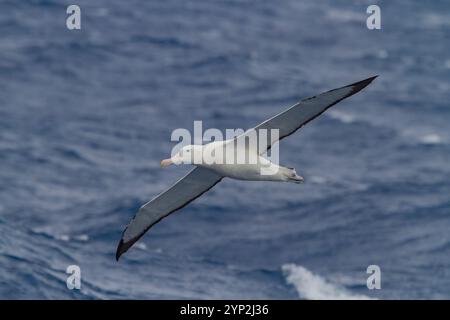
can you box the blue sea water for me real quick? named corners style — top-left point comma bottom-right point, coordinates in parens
top-left (0, 0), bottom-right (449, 299)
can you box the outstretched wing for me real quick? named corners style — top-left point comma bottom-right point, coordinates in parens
top-left (116, 167), bottom-right (223, 260)
top-left (241, 76), bottom-right (377, 154)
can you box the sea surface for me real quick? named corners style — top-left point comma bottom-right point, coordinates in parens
top-left (0, 0), bottom-right (449, 299)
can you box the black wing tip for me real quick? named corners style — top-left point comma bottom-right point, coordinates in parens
top-left (116, 238), bottom-right (131, 261)
top-left (348, 75), bottom-right (378, 93)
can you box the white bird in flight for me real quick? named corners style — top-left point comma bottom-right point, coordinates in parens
top-left (116, 76), bottom-right (377, 260)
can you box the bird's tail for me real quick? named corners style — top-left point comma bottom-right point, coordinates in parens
top-left (281, 167), bottom-right (304, 183)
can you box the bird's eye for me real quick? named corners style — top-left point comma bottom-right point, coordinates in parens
top-left (186, 149), bottom-right (190, 153)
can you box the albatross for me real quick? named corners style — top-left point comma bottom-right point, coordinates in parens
top-left (116, 76), bottom-right (377, 260)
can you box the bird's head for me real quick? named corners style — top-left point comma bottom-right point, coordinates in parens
top-left (160, 145), bottom-right (201, 168)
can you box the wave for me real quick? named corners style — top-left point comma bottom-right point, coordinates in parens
top-left (282, 264), bottom-right (372, 300)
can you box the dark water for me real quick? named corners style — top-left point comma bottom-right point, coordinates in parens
top-left (0, 0), bottom-right (449, 299)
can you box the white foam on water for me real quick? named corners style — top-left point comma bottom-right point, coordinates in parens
top-left (31, 228), bottom-right (89, 242)
top-left (327, 110), bottom-right (355, 124)
top-left (309, 175), bottom-right (327, 184)
top-left (420, 133), bottom-right (444, 145)
top-left (377, 49), bottom-right (389, 59)
top-left (74, 234), bottom-right (89, 242)
top-left (282, 264), bottom-right (372, 300)
top-left (326, 9), bottom-right (364, 23)
top-left (57, 234), bottom-right (70, 242)
top-left (135, 242), bottom-right (147, 250)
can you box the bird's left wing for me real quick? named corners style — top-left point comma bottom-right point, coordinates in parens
top-left (239, 76), bottom-right (377, 154)
top-left (116, 167), bottom-right (223, 260)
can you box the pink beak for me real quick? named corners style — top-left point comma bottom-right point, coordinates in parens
top-left (160, 158), bottom-right (173, 168)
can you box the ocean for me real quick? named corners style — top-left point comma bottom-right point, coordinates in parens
top-left (0, 0), bottom-right (449, 299)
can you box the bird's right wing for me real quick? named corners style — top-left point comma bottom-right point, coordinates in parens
top-left (116, 167), bottom-right (223, 260)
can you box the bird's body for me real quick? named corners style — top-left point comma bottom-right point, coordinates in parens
top-left (180, 140), bottom-right (303, 183)
top-left (116, 76), bottom-right (378, 260)
top-left (205, 161), bottom-right (301, 182)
